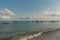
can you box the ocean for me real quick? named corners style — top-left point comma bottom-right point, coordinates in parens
top-left (0, 21), bottom-right (60, 40)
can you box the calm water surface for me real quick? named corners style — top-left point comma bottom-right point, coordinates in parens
top-left (0, 21), bottom-right (60, 39)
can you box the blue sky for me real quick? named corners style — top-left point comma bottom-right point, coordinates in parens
top-left (0, 0), bottom-right (60, 20)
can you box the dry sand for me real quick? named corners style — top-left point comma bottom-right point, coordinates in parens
top-left (29, 29), bottom-right (60, 40)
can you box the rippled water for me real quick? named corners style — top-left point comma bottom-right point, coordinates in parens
top-left (0, 21), bottom-right (60, 39)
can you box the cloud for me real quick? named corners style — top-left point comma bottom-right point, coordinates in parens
top-left (47, 8), bottom-right (50, 10)
top-left (20, 8), bottom-right (60, 21)
top-left (58, 6), bottom-right (60, 9)
top-left (0, 8), bottom-right (15, 20)
top-left (20, 16), bottom-right (33, 19)
top-left (4, 8), bottom-right (15, 16)
top-left (42, 8), bottom-right (60, 16)
top-left (20, 15), bottom-right (41, 21)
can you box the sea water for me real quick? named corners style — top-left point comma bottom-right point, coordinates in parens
top-left (0, 21), bottom-right (60, 39)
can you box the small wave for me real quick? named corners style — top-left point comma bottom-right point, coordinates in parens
top-left (10, 32), bottom-right (43, 40)
top-left (2, 29), bottom-right (60, 40)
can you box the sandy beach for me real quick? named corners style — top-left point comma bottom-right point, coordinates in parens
top-left (1, 29), bottom-right (60, 40)
top-left (29, 29), bottom-right (60, 40)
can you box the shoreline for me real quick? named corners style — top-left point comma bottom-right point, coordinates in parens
top-left (29, 29), bottom-right (60, 40)
top-left (1, 29), bottom-right (60, 40)
top-left (1, 32), bottom-right (43, 40)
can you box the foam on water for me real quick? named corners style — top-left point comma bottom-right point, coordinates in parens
top-left (33, 32), bottom-right (43, 37)
top-left (11, 32), bottom-right (43, 40)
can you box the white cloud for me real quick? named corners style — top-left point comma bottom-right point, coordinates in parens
top-left (20, 8), bottom-right (60, 21)
top-left (4, 8), bottom-right (15, 16)
top-left (58, 6), bottom-right (60, 9)
top-left (1, 16), bottom-right (10, 19)
top-left (0, 8), bottom-right (16, 20)
top-left (47, 8), bottom-right (50, 10)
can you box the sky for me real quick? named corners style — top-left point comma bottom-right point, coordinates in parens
top-left (0, 0), bottom-right (60, 21)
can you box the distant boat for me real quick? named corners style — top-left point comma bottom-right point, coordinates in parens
top-left (40, 21), bottom-right (44, 23)
top-left (50, 21), bottom-right (59, 22)
top-left (35, 21), bottom-right (44, 23)
top-left (3, 22), bottom-right (10, 24)
top-left (3, 21), bottom-right (13, 24)
top-left (35, 21), bottom-right (39, 23)
top-left (13, 21), bottom-right (17, 23)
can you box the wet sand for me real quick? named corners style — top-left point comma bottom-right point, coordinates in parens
top-left (29, 29), bottom-right (60, 40)
top-left (1, 29), bottom-right (60, 40)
